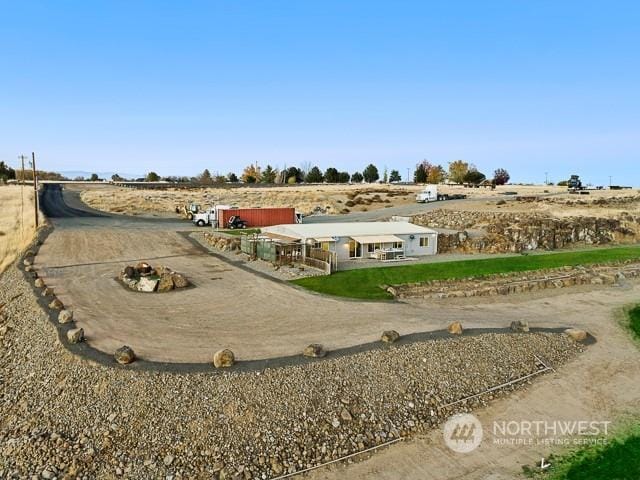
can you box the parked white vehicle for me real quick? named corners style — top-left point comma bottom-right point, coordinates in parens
top-left (416, 185), bottom-right (439, 203)
top-left (192, 205), bottom-right (232, 227)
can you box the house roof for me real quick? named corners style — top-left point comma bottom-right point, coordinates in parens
top-left (261, 222), bottom-right (437, 240)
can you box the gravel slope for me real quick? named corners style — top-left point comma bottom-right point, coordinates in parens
top-left (0, 264), bottom-right (583, 479)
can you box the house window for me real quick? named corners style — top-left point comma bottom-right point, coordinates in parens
top-left (312, 242), bottom-right (321, 249)
top-left (420, 236), bottom-right (430, 247)
top-left (393, 241), bottom-right (403, 249)
top-left (367, 243), bottom-right (375, 253)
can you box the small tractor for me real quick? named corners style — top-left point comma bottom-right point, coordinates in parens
top-left (567, 175), bottom-right (585, 193)
top-left (227, 215), bottom-right (248, 229)
top-left (176, 203), bottom-right (201, 220)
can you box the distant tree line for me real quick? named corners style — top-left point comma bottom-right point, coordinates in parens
top-left (413, 160), bottom-right (510, 186)
top-left (1, 157), bottom-right (516, 187)
top-left (129, 161), bottom-right (512, 186)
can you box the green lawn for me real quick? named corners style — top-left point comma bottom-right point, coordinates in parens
top-left (537, 428), bottom-right (640, 480)
top-left (292, 245), bottom-right (640, 299)
top-left (629, 305), bottom-right (640, 339)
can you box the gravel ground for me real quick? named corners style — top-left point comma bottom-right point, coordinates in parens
top-left (0, 264), bottom-right (584, 479)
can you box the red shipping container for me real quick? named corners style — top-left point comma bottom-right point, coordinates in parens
top-left (220, 207), bottom-right (296, 228)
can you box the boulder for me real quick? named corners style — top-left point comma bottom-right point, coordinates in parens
top-left (136, 276), bottom-right (158, 293)
top-left (565, 328), bottom-right (588, 342)
top-left (34, 278), bottom-right (45, 288)
top-left (171, 273), bottom-right (190, 289)
top-left (212, 349), bottom-right (235, 368)
top-left (58, 309), bottom-right (74, 324)
top-left (123, 266), bottom-right (136, 278)
top-left (303, 344), bottom-right (327, 358)
top-left (157, 274), bottom-right (174, 293)
top-left (48, 298), bottom-right (64, 310)
top-left (448, 321), bottom-right (463, 335)
top-left (23, 258), bottom-right (32, 267)
top-left (42, 287), bottom-right (54, 297)
top-left (381, 330), bottom-right (400, 343)
top-left (67, 328), bottom-right (84, 344)
top-left (25, 265), bottom-right (33, 272)
top-left (114, 346), bottom-right (136, 364)
top-left (510, 320), bottom-right (530, 333)
top-left (156, 265), bottom-right (172, 275)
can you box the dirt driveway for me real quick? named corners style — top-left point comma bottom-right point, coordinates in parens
top-left (35, 185), bottom-right (640, 367)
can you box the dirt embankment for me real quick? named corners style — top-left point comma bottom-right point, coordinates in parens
top-left (389, 261), bottom-right (639, 299)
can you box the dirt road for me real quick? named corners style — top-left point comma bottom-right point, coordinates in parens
top-left (31, 187), bottom-right (537, 363)
top-left (36, 185), bottom-right (640, 365)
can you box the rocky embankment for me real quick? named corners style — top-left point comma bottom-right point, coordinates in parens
top-left (204, 232), bottom-right (241, 252)
top-left (389, 261), bottom-right (639, 299)
top-left (1, 265), bottom-right (584, 479)
top-left (413, 210), bottom-right (640, 253)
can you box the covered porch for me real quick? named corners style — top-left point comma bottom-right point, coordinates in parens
top-left (349, 235), bottom-right (405, 261)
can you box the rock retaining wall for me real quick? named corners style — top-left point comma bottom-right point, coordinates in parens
top-left (388, 261), bottom-right (640, 299)
top-left (203, 232), bottom-right (241, 252)
top-left (412, 210), bottom-right (640, 253)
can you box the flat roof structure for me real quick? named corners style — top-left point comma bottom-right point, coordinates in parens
top-left (261, 222), bottom-right (437, 241)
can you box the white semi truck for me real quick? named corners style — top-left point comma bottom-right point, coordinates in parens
top-left (192, 205), bottom-right (233, 227)
top-left (415, 185), bottom-right (466, 203)
top-left (415, 185), bottom-right (439, 203)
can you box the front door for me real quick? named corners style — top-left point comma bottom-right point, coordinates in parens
top-left (348, 240), bottom-right (362, 258)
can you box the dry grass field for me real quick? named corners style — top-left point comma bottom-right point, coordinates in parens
top-left (79, 182), bottom-right (639, 219)
top-left (77, 183), bottom-right (622, 217)
top-left (0, 185), bottom-right (41, 273)
top-left (80, 183), bottom-right (422, 216)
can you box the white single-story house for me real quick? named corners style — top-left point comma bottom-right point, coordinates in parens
top-left (260, 222), bottom-right (438, 264)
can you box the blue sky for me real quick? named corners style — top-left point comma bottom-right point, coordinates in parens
top-left (1, 1), bottom-right (638, 185)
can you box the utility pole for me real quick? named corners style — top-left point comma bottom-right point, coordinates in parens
top-left (31, 152), bottom-right (39, 228)
top-left (545, 172), bottom-right (548, 185)
top-left (609, 176), bottom-right (612, 188)
top-left (407, 167), bottom-right (410, 184)
top-left (18, 155), bottom-right (27, 239)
